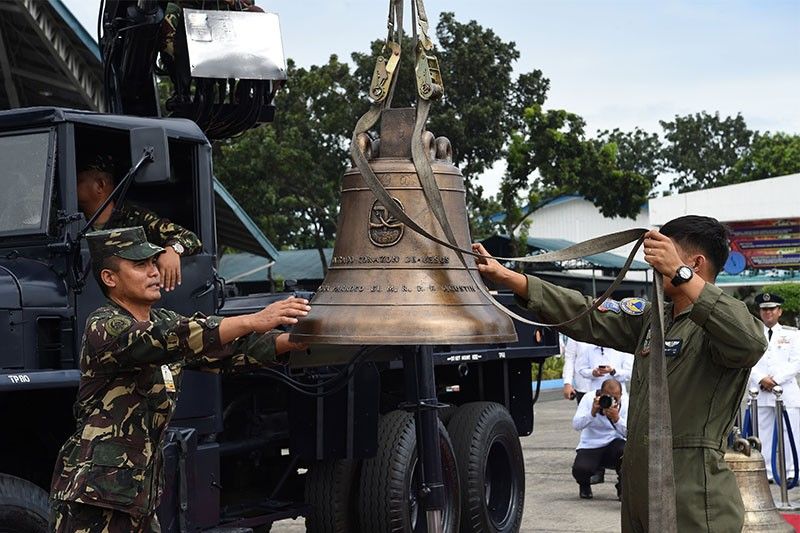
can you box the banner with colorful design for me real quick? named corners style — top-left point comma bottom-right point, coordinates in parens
top-left (726, 218), bottom-right (800, 272)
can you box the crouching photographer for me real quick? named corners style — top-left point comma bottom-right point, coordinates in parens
top-left (571, 378), bottom-right (627, 500)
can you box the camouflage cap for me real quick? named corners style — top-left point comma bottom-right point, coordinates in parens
top-left (86, 226), bottom-right (165, 265)
top-left (77, 153), bottom-right (116, 175)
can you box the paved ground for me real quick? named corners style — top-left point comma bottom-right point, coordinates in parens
top-left (271, 391), bottom-right (798, 532)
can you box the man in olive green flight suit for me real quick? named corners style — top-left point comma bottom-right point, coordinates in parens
top-left (49, 226), bottom-right (311, 532)
top-left (473, 215), bottom-right (767, 532)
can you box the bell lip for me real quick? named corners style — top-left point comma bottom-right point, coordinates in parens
top-left (288, 332), bottom-right (519, 345)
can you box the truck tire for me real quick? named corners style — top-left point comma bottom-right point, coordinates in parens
top-left (447, 402), bottom-right (524, 533)
top-left (304, 459), bottom-right (359, 533)
top-left (437, 406), bottom-right (458, 426)
top-left (358, 410), bottom-right (460, 533)
top-left (0, 474), bottom-right (50, 532)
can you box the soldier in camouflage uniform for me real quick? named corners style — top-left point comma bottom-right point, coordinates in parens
top-left (473, 215), bottom-right (767, 532)
top-left (77, 154), bottom-right (202, 292)
top-left (49, 226), bottom-right (310, 532)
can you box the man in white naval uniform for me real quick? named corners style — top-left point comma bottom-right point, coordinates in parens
top-left (576, 341), bottom-right (634, 394)
top-left (563, 336), bottom-right (593, 404)
top-left (749, 292), bottom-right (800, 480)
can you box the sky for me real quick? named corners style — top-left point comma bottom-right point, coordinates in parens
top-left (65, 1), bottom-right (800, 196)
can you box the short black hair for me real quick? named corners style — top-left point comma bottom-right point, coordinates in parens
top-left (77, 153), bottom-right (116, 176)
top-left (659, 215), bottom-right (730, 277)
top-left (92, 255), bottom-right (122, 297)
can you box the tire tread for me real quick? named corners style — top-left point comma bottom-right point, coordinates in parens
top-left (447, 402), bottom-right (525, 533)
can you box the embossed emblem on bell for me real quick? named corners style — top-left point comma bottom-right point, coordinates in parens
top-left (725, 436), bottom-right (794, 532)
top-left (369, 198), bottom-right (405, 247)
top-left (290, 107), bottom-right (518, 345)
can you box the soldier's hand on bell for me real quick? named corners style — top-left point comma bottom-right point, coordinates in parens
top-left (643, 230), bottom-right (683, 277)
top-left (157, 247), bottom-right (182, 292)
top-left (250, 296), bottom-right (311, 332)
top-left (471, 243), bottom-right (506, 281)
top-left (472, 243), bottom-right (530, 298)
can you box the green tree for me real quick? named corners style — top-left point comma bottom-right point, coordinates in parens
top-left (660, 112), bottom-right (753, 192)
top-left (214, 56), bottom-right (363, 271)
top-left (595, 127), bottom-right (663, 192)
top-left (500, 105), bottom-right (653, 253)
top-left (728, 132), bottom-right (800, 183)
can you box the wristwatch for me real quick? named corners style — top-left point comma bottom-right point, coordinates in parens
top-left (671, 265), bottom-right (693, 286)
top-left (170, 242), bottom-right (185, 256)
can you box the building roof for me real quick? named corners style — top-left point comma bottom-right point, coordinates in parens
top-left (649, 173), bottom-right (800, 225)
top-left (219, 248), bottom-right (333, 283)
top-left (0, 0), bottom-right (103, 110)
top-left (213, 179), bottom-right (280, 259)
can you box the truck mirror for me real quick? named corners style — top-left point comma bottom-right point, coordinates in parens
top-left (130, 127), bottom-right (171, 184)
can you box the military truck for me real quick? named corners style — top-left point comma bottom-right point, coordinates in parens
top-left (0, 3), bottom-right (558, 533)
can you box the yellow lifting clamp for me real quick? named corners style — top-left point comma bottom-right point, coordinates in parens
top-left (415, 47), bottom-right (443, 100)
top-left (369, 41), bottom-right (401, 103)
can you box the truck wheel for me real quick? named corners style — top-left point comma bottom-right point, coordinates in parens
top-left (0, 474), bottom-right (50, 532)
top-left (359, 411), bottom-right (460, 533)
top-left (437, 405), bottom-right (458, 426)
top-left (304, 459), bottom-right (359, 533)
top-left (447, 402), bottom-right (524, 533)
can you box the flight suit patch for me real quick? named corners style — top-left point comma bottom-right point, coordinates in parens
top-left (597, 299), bottom-right (621, 314)
top-left (620, 298), bottom-right (646, 316)
top-left (664, 339), bottom-right (683, 357)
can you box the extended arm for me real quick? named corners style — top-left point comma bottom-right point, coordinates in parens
top-left (471, 243), bottom-right (646, 353)
top-left (642, 230), bottom-right (766, 368)
top-left (134, 204), bottom-right (202, 256)
top-left (88, 297), bottom-right (310, 371)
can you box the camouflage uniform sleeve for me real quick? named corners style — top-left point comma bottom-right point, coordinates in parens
top-left (128, 204), bottom-right (202, 255)
top-left (184, 329), bottom-right (284, 372)
top-left (688, 282), bottom-right (767, 368)
top-left (515, 274), bottom-right (648, 354)
top-left (85, 308), bottom-right (223, 370)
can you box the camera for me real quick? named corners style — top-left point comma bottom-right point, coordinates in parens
top-left (598, 394), bottom-right (614, 410)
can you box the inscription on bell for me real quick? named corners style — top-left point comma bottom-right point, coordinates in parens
top-left (331, 255), bottom-right (450, 265)
top-left (317, 283), bottom-right (477, 294)
top-left (369, 198), bottom-right (404, 247)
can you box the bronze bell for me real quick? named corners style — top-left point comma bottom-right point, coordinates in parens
top-left (290, 108), bottom-right (518, 345)
top-left (726, 436), bottom-right (794, 532)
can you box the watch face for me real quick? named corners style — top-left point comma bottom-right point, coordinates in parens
top-left (172, 243), bottom-right (185, 254)
top-left (678, 266), bottom-right (692, 280)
